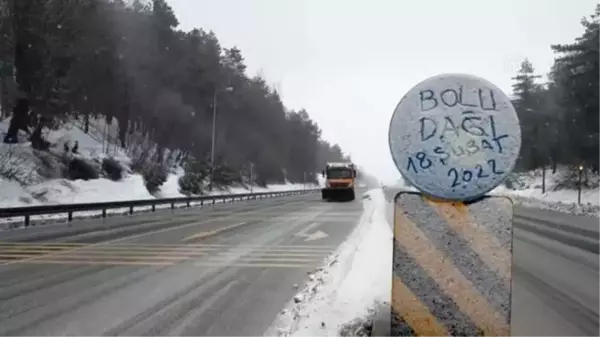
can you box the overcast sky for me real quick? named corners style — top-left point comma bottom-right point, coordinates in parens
top-left (168, 0), bottom-right (596, 183)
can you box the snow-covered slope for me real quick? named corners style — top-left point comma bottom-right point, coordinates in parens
top-left (0, 117), bottom-right (321, 209)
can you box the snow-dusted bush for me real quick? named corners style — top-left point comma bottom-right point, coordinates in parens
top-left (102, 157), bottom-right (123, 181)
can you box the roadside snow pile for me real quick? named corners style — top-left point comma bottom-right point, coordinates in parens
top-left (492, 185), bottom-right (599, 217)
top-left (267, 188), bottom-right (392, 337)
top-left (0, 172), bottom-right (317, 209)
top-left (491, 167), bottom-right (599, 217)
top-left (223, 181), bottom-right (319, 195)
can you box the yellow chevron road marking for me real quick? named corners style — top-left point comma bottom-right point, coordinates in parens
top-left (182, 222), bottom-right (248, 242)
top-left (0, 242), bottom-right (332, 267)
top-left (0, 200), bottom-right (315, 266)
top-left (193, 262), bottom-right (313, 268)
top-left (0, 259), bottom-right (315, 268)
top-left (0, 241), bottom-right (334, 249)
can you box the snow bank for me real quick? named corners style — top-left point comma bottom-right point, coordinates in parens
top-left (491, 185), bottom-right (599, 217)
top-left (0, 172), bottom-right (319, 228)
top-left (489, 168), bottom-right (599, 217)
top-left (0, 173), bottom-right (317, 208)
top-left (267, 188), bottom-right (392, 336)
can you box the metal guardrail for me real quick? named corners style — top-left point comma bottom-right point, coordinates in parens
top-left (0, 188), bottom-right (320, 227)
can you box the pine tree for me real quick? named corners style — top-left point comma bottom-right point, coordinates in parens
top-left (550, 4), bottom-right (599, 171)
top-left (511, 59), bottom-right (544, 171)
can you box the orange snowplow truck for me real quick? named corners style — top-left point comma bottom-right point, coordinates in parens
top-left (321, 162), bottom-right (356, 201)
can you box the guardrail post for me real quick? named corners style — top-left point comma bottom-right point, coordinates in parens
top-left (186, 198), bottom-right (191, 208)
top-left (152, 204), bottom-right (156, 212)
top-left (24, 215), bottom-right (30, 227)
top-left (68, 211), bottom-right (73, 222)
top-left (212, 197), bottom-right (216, 205)
top-left (171, 202), bottom-right (175, 210)
top-left (129, 205), bottom-right (134, 215)
top-left (102, 209), bottom-right (106, 218)
top-left (387, 74), bottom-right (520, 336)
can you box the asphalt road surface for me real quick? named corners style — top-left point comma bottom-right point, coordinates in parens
top-left (0, 191), bottom-right (366, 336)
top-left (384, 187), bottom-right (599, 336)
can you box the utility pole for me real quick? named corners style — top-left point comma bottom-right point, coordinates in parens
top-left (208, 86), bottom-right (234, 191)
top-left (250, 162), bottom-right (254, 194)
top-left (209, 89), bottom-right (217, 192)
top-left (303, 171), bottom-right (306, 191)
top-left (578, 164), bottom-right (583, 205)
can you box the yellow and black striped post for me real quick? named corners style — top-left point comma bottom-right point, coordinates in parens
top-left (391, 191), bottom-right (514, 336)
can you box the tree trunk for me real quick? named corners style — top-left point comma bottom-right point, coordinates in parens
top-left (119, 124), bottom-right (126, 148)
top-left (156, 146), bottom-right (164, 164)
top-left (30, 116), bottom-right (49, 150)
top-left (0, 79), bottom-right (10, 119)
top-left (6, 0), bottom-right (39, 144)
top-left (3, 97), bottom-right (28, 143)
top-left (81, 113), bottom-right (88, 133)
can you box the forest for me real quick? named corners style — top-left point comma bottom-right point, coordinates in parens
top-left (510, 4), bottom-right (599, 181)
top-left (0, 0), bottom-right (350, 193)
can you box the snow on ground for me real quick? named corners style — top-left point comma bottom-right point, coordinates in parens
top-left (0, 153), bottom-right (318, 209)
top-left (0, 169), bottom-right (319, 226)
top-left (0, 117), bottom-right (322, 227)
top-left (490, 168), bottom-right (599, 217)
top-left (266, 170), bottom-right (598, 336)
top-left (491, 185), bottom-right (599, 217)
top-left (392, 168), bottom-right (599, 217)
top-left (0, 116), bottom-right (322, 208)
top-left (267, 188), bottom-right (392, 337)
top-left (0, 117), bottom-right (129, 176)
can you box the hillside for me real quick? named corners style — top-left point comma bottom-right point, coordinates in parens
top-left (0, 115), bottom-right (325, 208)
top-left (0, 0), bottom-right (351, 206)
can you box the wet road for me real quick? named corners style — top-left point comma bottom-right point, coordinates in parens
top-left (0, 192), bottom-right (365, 336)
top-left (384, 187), bottom-right (599, 336)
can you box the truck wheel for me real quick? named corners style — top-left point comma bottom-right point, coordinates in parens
top-left (348, 191), bottom-right (355, 201)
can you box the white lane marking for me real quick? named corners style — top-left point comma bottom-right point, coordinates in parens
top-left (294, 222), bottom-right (329, 242)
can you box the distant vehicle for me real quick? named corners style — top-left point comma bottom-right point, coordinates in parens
top-left (321, 162), bottom-right (356, 201)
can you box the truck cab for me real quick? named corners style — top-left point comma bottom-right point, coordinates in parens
top-left (321, 162), bottom-right (356, 201)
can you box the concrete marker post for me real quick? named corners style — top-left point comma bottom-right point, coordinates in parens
top-left (388, 73), bottom-right (520, 336)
